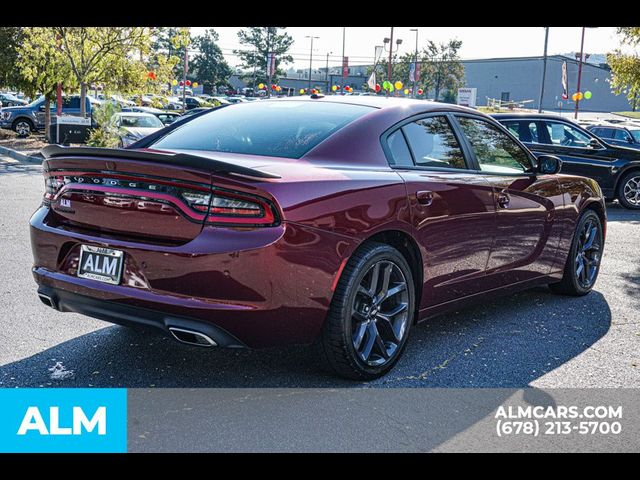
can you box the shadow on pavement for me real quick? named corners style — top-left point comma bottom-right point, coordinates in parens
top-left (0, 287), bottom-right (611, 388)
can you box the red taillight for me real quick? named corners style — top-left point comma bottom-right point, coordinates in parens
top-left (206, 190), bottom-right (277, 226)
top-left (182, 188), bottom-right (277, 226)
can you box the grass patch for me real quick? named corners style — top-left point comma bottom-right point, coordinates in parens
top-left (613, 111), bottom-right (640, 119)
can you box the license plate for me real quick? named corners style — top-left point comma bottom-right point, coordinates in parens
top-left (77, 245), bottom-right (124, 285)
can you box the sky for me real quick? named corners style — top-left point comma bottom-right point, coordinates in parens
top-left (191, 27), bottom-right (629, 70)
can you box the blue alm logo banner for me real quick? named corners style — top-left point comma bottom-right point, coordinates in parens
top-left (0, 389), bottom-right (127, 453)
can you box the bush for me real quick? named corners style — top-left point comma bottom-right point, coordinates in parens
top-left (86, 101), bottom-right (121, 148)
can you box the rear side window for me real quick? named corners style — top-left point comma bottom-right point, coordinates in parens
top-left (401, 116), bottom-right (467, 169)
top-left (503, 120), bottom-right (540, 144)
top-left (386, 130), bottom-right (414, 167)
top-left (151, 101), bottom-right (374, 159)
top-left (594, 127), bottom-right (613, 139)
top-left (457, 117), bottom-right (532, 174)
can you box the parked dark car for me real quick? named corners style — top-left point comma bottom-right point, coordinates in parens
top-left (0, 92), bottom-right (28, 107)
top-left (493, 113), bottom-right (640, 209)
top-left (31, 98), bottom-right (606, 380)
top-left (0, 95), bottom-right (95, 136)
top-left (183, 96), bottom-right (207, 110)
top-left (586, 123), bottom-right (640, 150)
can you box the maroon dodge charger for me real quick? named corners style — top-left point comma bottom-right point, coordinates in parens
top-left (30, 96), bottom-right (606, 379)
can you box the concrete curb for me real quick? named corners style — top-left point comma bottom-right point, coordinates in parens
top-left (0, 145), bottom-right (43, 164)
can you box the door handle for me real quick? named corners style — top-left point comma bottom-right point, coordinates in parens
top-left (416, 190), bottom-right (434, 206)
top-left (496, 191), bottom-right (510, 209)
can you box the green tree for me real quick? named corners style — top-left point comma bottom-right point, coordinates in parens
top-left (151, 27), bottom-right (191, 81)
top-left (422, 39), bottom-right (465, 101)
top-left (607, 28), bottom-right (640, 109)
top-left (16, 27), bottom-right (75, 140)
top-left (191, 29), bottom-right (232, 94)
top-left (55, 27), bottom-right (150, 117)
top-left (234, 27), bottom-right (293, 85)
top-left (0, 27), bottom-right (24, 90)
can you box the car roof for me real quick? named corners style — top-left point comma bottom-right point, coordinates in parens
top-left (590, 122), bottom-right (640, 130)
top-left (115, 112), bottom-right (157, 117)
top-left (259, 95), bottom-right (481, 116)
top-left (491, 112), bottom-right (577, 121)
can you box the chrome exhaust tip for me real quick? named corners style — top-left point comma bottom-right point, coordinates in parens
top-left (168, 327), bottom-right (217, 347)
top-left (38, 293), bottom-right (57, 310)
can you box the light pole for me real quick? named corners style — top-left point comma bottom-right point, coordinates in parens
top-left (341, 27), bottom-right (346, 94)
top-left (305, 35), bottom-right (319, 91)
top-left (266, 27), bottom-right (272, 99)
top-left (383, 28), bottom-right (402, 97)
top-left (325, 51), bottom-right (332, 93)
top-left (538, 27), bottom-right (549, 113)
top-left (575, 26), bottom-right (598, 119)
top-left (410, 28), bottom-right (418, 98)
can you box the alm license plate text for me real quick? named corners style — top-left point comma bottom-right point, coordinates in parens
top-left (77, 245), bottom-right (124, 285)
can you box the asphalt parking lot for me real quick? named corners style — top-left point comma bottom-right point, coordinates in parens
top-left (1, 156), bottom-right (639, 388)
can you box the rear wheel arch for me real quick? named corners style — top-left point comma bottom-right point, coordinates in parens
top-left (582, 201), bottom-right (606, 240)
top-left (346, 229), bottom-right (423, 322)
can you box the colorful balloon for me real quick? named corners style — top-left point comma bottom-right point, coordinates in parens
top-left (272, 84), bottom-right (277, 90)
top-left (331, 85), bottom-right (337, 92)
top-left (383, 81), bottom-right (390, 90)
top-left (417, 88), bottom-right (424, 95)
top-left (572, 93), bottom-right (578, 101)
top-left (193, 82), bottom-right (198, 88)
top-left (147, 71), bottom-right (157, 81)
top-left (584, 91), bottom-right (592, 99)
top-left (577, 92), bottom-right (583, 100)
top-left (172, 79), bottom-right (178, 86)
top-left (185, 80), bottom-right (191, 87)
top-left (394, 81), bottom-right (403, 90)
top-left (179, 80), bottom-right (184, 86)
top-left (300, 88), bottom-right (306, 95)
top-left (375, 84), bottom-right (381, 93)
top-left (258, 83), bottom-right (265, 90)
top-left (404, 89), bottom-right (410, 95)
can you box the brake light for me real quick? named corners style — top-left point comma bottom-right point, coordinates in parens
top-left (182, 189), bottom-right (277, 226)
top-left (44, 175), bottom-right (65, 202)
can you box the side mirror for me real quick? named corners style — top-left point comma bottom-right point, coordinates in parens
top-left (38, 105), bottom-right (46, 111)
top-left (537, 155), bottom-right (562, 175)
top-left (589, 138), bottom-right (603, 149)
top-left (628, 136), bottom-right (634, 144)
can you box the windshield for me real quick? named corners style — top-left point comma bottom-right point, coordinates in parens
top-left (151, 100), bottom-right (374, 159)
top-left (120, 115), bottom-right (163, 128)
top-left (27, 95), bottom-right (45, 107)
top-left (630, 129), bottom-right (640, 143)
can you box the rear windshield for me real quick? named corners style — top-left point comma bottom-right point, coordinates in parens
top-left (151, 100), bottom-right (374, 159)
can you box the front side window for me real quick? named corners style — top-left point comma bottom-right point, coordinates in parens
top-left (544, 121), bottom-right (591, 148)
top-left (457, 117), bottom-right (532, 174)
top-left (630, 130), bottom-right (640, 143)
top-left (613, 129), bottom-right (632, 142)
top-left (401, 116), bottom-right (467, 169)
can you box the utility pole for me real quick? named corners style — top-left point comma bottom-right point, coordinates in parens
top-left (341, 27), bottom-right (346, 94)
top-left (410, 28), bottom-right (418, 98)
top-left (387, 27), bottom-right (394, 98)
top-left (574, 26), bottom-right (586, 119)
top-left (325, 51), bottom-right (332, 93)
top-left (252, 45), bottom-right (257, 94)
top-left (538, 27), bottom-right (549, 113)
top-left (182, 44), bottom-right (188, 113)
top-left (266, 27), bottom-right (272, 98)
top-left (306, 36), bottom-right (319, 91)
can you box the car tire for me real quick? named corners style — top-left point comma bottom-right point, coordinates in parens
top-left (549, 210), bottom-right (603, 296)
top-left (317, 242), bottom-right (415, 380)
top-left (617, 170), bottom-right (640, 210)
top-left (12, 118), bottom-right (34, 137)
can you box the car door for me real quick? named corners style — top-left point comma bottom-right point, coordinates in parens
top-left (454, 115), bottom-right (563, 284)
top-left (530, 119), bottom-right (618, 194)
top-left (384, 113), bottom-right (497, 308)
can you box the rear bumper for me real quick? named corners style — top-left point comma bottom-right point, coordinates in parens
top-left (30, 206), bottom-right (357, 348)
top-left (36, 285), bottom-right (246, 348)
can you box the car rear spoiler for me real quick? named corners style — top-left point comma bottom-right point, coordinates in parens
top-left (41, 145), bottom-right (281, 180)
